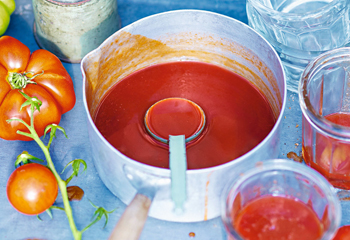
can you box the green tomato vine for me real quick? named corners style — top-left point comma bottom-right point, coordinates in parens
top-left (7, 91), bottom-right (114, 240)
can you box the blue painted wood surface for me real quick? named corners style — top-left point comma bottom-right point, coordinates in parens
top-left (1, 0), bottom-right (348, 239)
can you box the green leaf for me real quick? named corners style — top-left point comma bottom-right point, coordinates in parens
top-left (50, 205), bottom-right (65, 211)
top-left (20, 100), bottom-right (32, 109)
top-left (14, 151), bottom-right (44, 167)
top-left (19, 91), bottom-right (42, 112)
top-left (45, 208), bottom-right (53, 219)
top-left (36, 206), bottom-right (63, 221)
top-left (61, 159), bottom-right (87, 184)
top-left (81, 200), bottom-right (116, 233)
top-left (36, 215), bottom-right (43, 222)
top-left (44, 124), bottom-right (68, 139)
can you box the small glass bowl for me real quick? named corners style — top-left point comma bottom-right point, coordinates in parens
top-left (221, 159), bottom-right (341, 240)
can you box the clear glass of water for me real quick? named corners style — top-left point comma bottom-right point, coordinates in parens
top-left (246, 0), bottom-right (350, 92)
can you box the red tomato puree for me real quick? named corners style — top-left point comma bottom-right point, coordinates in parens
top-left (303, 112), bottom-right (350, 189)
top-left (233, 195), bottom-right (324, 240)
top-left (145, 97), bottom-right (205, 141)
top-left (94, 61), bottom-right (276, 169)
top-left (326, 112), bottom-right (350, 127)
top-left (332, 225), bottom-right (350, 240)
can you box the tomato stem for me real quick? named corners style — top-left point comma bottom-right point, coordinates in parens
top-left (32, 127), bottom-right (82, 239)
top-left (10, 92), bottom-right (113, 240)
top-left (31, 120), bottom-right (82, 240)
top-left (7, 71), bottom-right (43, 89)
top-left (13, 94), bottom-right (83, 240)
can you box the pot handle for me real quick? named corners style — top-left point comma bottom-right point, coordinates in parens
top-left (108, 193), bottom-right (152, 240)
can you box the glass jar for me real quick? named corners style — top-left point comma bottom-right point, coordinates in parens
top-left (299, 47), bottom-right (350, 190)
top-left (32, 0), bottom-right (121, 63)
top-left (221, 159), bottom-right (341, 240)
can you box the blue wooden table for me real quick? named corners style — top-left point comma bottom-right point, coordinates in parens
top-left (1, 0), bottom-right (348, 239)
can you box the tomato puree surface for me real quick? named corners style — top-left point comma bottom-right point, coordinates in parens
top-left (145, 98), bottom-right (205, 141)
top-left (303, 112), bottom-right (350, 189)
top-left (233, 195), bottom-right (323, 240)
top-left (326, 112), bottom-right (350, 127)
top-left (94, 61), bottom-right (276, 169)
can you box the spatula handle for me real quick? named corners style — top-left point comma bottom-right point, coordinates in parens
top-left (108, 193), bottom-right (152, 240)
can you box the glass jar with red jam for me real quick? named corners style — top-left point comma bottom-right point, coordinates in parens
top-left (221, 159), bottom-right (341, 240)
top-left (299, 47), bottom-right (350, 190)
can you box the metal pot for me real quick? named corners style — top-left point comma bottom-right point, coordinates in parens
top-left (81, 10), bottom-right (286, 222)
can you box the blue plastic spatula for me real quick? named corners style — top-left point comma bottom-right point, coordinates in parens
top-left (169, 135), bottom-right (187, 212)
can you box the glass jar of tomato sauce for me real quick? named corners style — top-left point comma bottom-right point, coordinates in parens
top-left (221, 159), bottom-right (341, 240)
top-left (299, 47), bottom-right (350, 190)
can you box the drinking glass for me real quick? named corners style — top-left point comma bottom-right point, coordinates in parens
top-left (299, 47), bottom-right (350, 190)
top-left (221, 159), bottom-right (341, 240)
top-left (246, 0), bottom-right (350, 92)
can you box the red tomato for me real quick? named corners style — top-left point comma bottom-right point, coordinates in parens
top-left (0, 36), bottom-right (76, 141)
top-left (6, 163), bottom-right (58, 215)
top-left (333, 225), bottom-right (350, 240)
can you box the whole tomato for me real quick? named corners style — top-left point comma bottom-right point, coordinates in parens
top-left (0, 36), bottom-right (76, 141)
top-left (6, 163), bottom-right (58, 215)
top-left (333, 225), bottom-right (350, 240)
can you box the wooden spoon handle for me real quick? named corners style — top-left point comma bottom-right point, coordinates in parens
top-left (108, 193), bottom-right (152, 240)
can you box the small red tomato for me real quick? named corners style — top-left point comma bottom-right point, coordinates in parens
top-left (6, 163), bottom-right (58, 215)
top-left (333, 225), bottom-right (350, 240)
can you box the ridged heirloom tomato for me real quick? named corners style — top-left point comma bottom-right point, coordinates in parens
top-left (6, 163), bottom-right (58, 215)
top-left (0, 36), bottom-right (76, 141)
